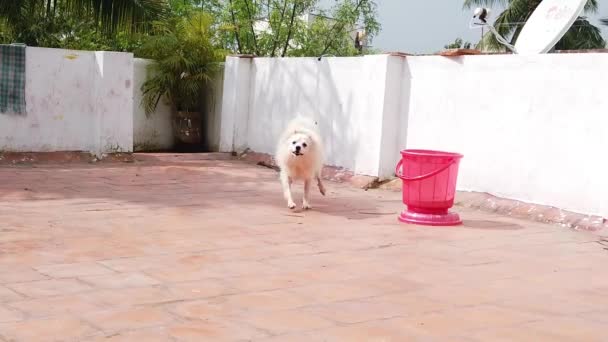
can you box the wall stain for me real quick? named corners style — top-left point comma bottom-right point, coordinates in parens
top-left (64, 54), bottom-right (78, 60)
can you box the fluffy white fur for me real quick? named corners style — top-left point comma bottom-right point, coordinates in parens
top-left (275, 117), bottom-right (326, 209)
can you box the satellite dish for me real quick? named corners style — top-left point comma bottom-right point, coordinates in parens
top-left (514, 0), bottom-right (587, 54)
top-left (470, 0), bottom-right (587, 54)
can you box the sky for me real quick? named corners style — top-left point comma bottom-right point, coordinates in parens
top-left (325, 0), bottom-right (608, 54)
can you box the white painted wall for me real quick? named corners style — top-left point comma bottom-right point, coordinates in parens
top-left (0, 47), bottom-right (133, 155)
top-left (94, 51), bottom-right (134, 155)
top-left (219, 56), bottom-right (252, 153)
top-left (220, 53), bottom-right (608, 217)
top-left (133, 58), bottom-right (174, 151)
top-left (402, 53), bottom-right (608, 217)
top-left (220, 55), bottom-right (394, 176)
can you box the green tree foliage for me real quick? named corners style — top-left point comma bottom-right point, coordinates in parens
top-left (444, 38), bottom-right (472, 49)
top-left (0, 0), bottom-right (166, 48)
top-left (1, 0), bottom-right (381, 57)
top-left (464, 0), bottom-right (605, 51)
top-left (138, 11), bottom-right (226, 114)
top-left (214, 0), bottom-right (381, 57)
top-left (0, 0), bottom-right (166, 34)
top-left (599, 17), bottom-right (608, 45)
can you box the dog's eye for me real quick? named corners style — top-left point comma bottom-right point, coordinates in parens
top-left (292, 141), bottom-right (296, 145)
top-left (302, 143), bottom-right (307, 148)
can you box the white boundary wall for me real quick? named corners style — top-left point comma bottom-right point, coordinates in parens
top-left (0, 48), bottom-right (181, 154)
top-left (220, 55), bottom-right (399, 176)
top-left (219, 53), bottom-right (608, 217)
top-left (402, 53), bottom-right (608, 218)
top-left (0, 47), bottom-right (134, 155)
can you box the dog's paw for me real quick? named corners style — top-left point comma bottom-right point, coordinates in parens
top-left (318, 185), bottom-right (326, 196)
top-left (287, 201), bottom-right (297, 209)
top-left (302, 202), bottom-right (312, 210)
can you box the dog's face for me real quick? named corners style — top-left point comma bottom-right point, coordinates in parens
top-left (288, 132), bottom-right (312, 157)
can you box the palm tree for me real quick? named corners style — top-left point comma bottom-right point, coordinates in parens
top-left (0, 0), bottom-right (167, 34)
top-left (464, 0), bottom-right (605, 51)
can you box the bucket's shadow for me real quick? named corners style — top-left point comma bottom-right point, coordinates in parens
top-left (461, 220), bottom-right (524, 231)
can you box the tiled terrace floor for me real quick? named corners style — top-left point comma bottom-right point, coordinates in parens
top-left (0, 153), bottom-right (607, 341)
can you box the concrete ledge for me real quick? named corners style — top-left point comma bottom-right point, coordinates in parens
top-left (439, 49), bottom-right (483, 56)
top-left (454, 192), bottom-right (607, 231)
top-left (0, 151), bottom-right (134, 165)
top-left (239, 151), bottom-right (607, 232)
top-left (378, 178), bottom-right (606, 232)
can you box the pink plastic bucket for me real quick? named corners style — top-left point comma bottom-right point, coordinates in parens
top-left (395, 149), bottom-right (463, 226)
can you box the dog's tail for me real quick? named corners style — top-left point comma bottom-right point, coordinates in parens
top-left (281, 117), bottom-right (319, 138)
top-left (317, 175), bottom-right (326, 196)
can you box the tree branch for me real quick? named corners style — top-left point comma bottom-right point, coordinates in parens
top-left (509, 0), bottom-right (536, 45)
top-left (318, 0), bottom-right (366, 59)
top-left (228, 0), bottom-right (243, 54)
top-left (270, 0), bottom-right (288, 57)
top-left (281, 1), bottom-right (298, 57)
top-left (243, 0), bottom-right (259, 55)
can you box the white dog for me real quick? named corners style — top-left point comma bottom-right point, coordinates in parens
top-left (275, 117), bottom-right (326, 209)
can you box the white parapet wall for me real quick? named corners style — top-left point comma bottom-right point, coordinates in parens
top-left (401, 53), bottom-right (608, 218)
top-left (0, 47), bottom-right (134, 155)
top-left (219, 53), bottom-right (608, 218)
top-left (219, 55), bottom-right (400, 177)
top-left (0, 48), bottom-right (188, 154)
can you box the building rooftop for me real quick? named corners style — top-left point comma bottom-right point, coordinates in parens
top-left (0, 153), bottom-right (606, 340)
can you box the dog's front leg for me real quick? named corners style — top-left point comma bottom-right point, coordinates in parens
top-left (303, 179), bottom-right (312, 210)
top-left (281, 172), bottom-right (296, 209)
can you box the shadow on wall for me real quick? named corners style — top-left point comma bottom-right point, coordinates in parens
top-left (249, 57), bottom-right (360, 172)
top-left (202, 64), bottom-right (226, 152)
top-left (378, 55), bottom-right (412, 179)
top-left (133, 58), bottom-right (174, 152)
top-left (133, 60), bottom-right (226, 153)
top-left (244, 55), bottom-right (416, 179)
top-left (398, 57), bottom-right (412, 157)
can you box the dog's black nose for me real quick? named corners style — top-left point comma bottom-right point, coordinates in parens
top-left (295, 145), bottom-right (301, 152)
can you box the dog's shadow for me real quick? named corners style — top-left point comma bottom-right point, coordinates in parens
top-left (274, 191), bottom-right (401, 221)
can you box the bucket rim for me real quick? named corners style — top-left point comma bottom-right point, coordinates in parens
top-left (400, 149), bottom-right (463, 159)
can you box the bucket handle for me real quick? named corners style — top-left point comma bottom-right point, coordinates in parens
top-left (395, 159), bottom-right (456, 182)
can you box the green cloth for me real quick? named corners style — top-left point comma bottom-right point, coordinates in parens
top-left (0, 44), bottom-right (26, 114)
